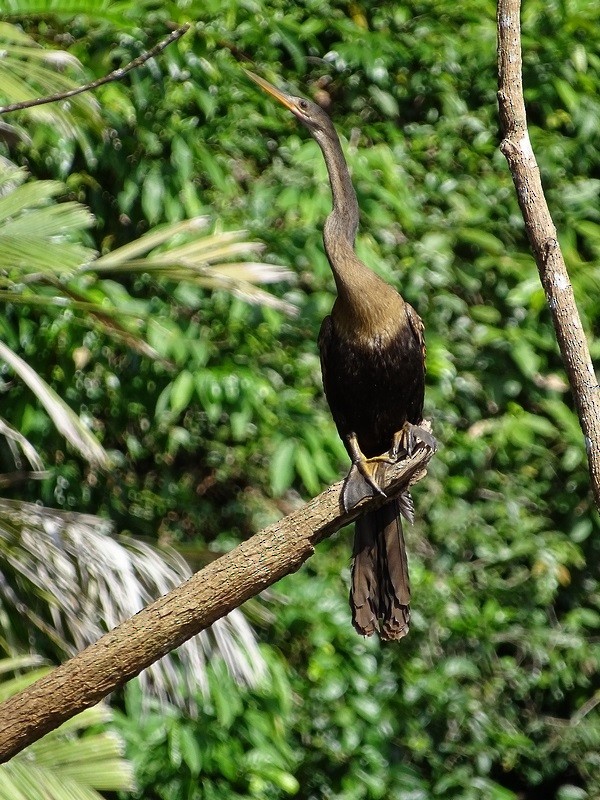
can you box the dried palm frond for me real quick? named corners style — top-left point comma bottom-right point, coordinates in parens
top-left (0, 498), bottom-right (266, 710)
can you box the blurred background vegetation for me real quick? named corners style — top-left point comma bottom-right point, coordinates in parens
top-left (0, 0), bottom-right (599, 798)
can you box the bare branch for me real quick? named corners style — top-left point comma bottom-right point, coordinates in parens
top-left (0, 24), bottom-right (191, 116)
top-left (0, 471), bottom-right (49, 488)
top-left (497, 0), bottom-right (600, 510)
top-left (0, 438), bottom-right (434, 762)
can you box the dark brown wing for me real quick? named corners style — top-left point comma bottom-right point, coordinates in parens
top-left (406, 302), bottom-right (426, 379)
top-left (317, 314), bottom-right (333, 394)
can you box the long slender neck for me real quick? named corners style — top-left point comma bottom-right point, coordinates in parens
top-left (312, 127), bottom-right (404, 338)
top-left (313, 127), bottom-right (359, 246)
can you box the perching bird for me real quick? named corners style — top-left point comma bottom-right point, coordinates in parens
top-left (246, 70), bottom-right (428, 640)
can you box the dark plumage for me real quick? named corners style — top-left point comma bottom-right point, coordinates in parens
top-left (247, 70), bottom-right (426, 639)
top-left (318, 308), bottom-right (425, 459)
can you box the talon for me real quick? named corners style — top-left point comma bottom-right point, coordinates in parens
top-left (398, 422), bottom-right (437, 458)
top-left (389, 429), bottom-right (405, 460)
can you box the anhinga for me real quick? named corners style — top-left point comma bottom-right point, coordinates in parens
top-left (247, 70), bottom-right (428, 640)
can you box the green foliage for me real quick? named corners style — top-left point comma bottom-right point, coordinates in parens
top-left (0, 157), bottom-right (295, 474)
top-left (0, 656), bottom-right (134, 799)
top-left (0, 19), bottom-right (102, 158)
top-left (1, 0), bottom-right (600, 798)
top-left (116, 657), bottom-right (299, 800)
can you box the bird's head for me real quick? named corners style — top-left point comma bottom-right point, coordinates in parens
top-left (244, 70), bottom-right (335, 138)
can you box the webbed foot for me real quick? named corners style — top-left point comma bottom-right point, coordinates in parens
top-left (343, 461), bottom-right (386, 512)
top-left (342, 433), bottom-right (390, 512)
top-left (342, 425), bottom-right (436, 513)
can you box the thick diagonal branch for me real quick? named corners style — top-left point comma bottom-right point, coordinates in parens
top-left (0, 438), bottom-right (434, 763)
top-left (497, 0), bottom-right (600, 510)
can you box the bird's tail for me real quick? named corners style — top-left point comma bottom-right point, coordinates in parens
top-left (350, 494), bottom-right (412, 640)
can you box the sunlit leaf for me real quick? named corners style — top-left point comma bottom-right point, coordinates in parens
top-left (92, 221), bottom-right (297, 314)
top-left (0, 21), bottom-right (102, 156)
top-left (0, 341), bottom-right (109, 467)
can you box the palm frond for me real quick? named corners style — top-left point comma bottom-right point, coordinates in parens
top-left (0, 498), bottom-right (267, 709)
top-left (0, 416), bottom-right (45, 471)
top-left (90, 217), bottom-right (213, 267)
top-left (0, 658), bottom-right (134, 798)
top-left (0, 341), bottom-right (110, 468)
top-left (0, 165), bottom-right (95, 277)
top-left (0, 163), bottom-right (295, 465)
top-left (0, 22), bottom-right (102, 152)
top-left (92, 219), bottom-right (298, 315)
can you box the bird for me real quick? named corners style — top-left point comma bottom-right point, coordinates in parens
top-left (246, 70), bottom-right (430, 640)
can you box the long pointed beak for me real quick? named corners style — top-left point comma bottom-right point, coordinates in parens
top-left (244, 69), bottom-right (296, 112)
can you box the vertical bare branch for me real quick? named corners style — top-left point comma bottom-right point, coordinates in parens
top-left (497, 0), bottom-right (600, 510)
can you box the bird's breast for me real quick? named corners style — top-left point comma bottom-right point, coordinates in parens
top-left (319, 312), bottom-right (425, 457)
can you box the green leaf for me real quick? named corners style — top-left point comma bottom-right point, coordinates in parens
top-left (368, 86), bottom-right (399, 117)
top-left (179, 726), bottom-right (202, 776)
top-left (457, 227), bottom-right (505, 254)
top-left (270, 438), bottom-right (296, 496)
top-left (141, 166), bottom-right (166, 224)
top-left (170, 369), bottom-right (195, 415)
top-left (295, 444), bottom-right (321, 495)
top-left (0, 340), bottom-right (109, 467)
top-left (510, 338), bottom-right (541, 379)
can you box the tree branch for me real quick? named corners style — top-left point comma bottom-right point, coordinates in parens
top-left (0, 437), bottom-right (434, 762)
top-left (0, 24), bottom-right (191, 116)
top-left (497, 0), bottom-right (600, 511)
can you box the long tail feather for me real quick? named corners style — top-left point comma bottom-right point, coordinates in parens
top-left (350, 495), bottom-right (411, 640)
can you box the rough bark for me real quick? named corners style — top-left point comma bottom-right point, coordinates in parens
top-left (0, 437), bottom-right (434, 763)
top-left (497, 0), bottom-right (600, 510)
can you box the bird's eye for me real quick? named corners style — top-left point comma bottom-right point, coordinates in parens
top-left (298, 100), bottom-right (308, 111)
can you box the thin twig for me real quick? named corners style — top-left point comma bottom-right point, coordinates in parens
top-left (570, 691), bottom-right (600, 726)
top-left (0, 437), bottom-right (434, 762)
top-left (0, 24), bottom-right (191, 116)
top-left (496, 0), bottom-right (600, 511)
top-left (0, 471), bottom-right (49, 488)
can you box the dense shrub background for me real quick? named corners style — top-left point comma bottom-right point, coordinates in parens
top-left (2, 0), bottom-right (599, 797)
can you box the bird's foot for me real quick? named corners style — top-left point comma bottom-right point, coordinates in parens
top-left (343, 433), bottom-right (389, 512)
top-left (389, 422), bottom-right (438, 460)
top-left (342, 425), bottom-right (437, 512)
top-left (343, 460), bottom-right (387, 512)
